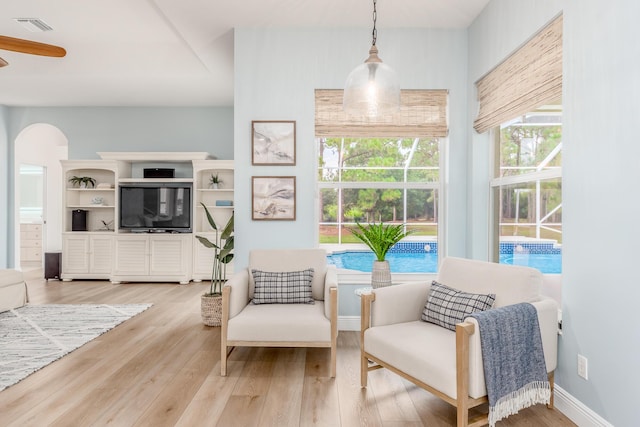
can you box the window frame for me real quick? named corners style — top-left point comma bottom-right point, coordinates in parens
top-left (489, 109), bottom-right (562, 273)
top-left (316, 136), bottom-right (447, 281)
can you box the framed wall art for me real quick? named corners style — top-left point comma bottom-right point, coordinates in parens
top-left (251, 176), bottom-right (296, 220)
top-left (251, 120), bottom-right (296, 165)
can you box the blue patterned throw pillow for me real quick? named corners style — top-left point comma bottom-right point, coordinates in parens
top-left (252, 268), bottom-right (315, 304)
top-left (421, 281), bottom-right (496, 331)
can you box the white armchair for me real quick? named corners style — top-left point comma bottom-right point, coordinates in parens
top-left (360, 257), bottom-right (558, 427)
top-left (221, 249), bottom-right (338, 377)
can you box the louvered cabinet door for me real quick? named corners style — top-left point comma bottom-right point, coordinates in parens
top-left (62, 234), bottom-right (90, 274)
top-left (149, 235), bottom-right (189, 276)
top-left (89, 235), bottom-right (113, 274)
top-left (113, 236), bottom-right (149, 275)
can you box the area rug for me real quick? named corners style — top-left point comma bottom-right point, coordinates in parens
top-left (0, 303), bottom-right (152, 392)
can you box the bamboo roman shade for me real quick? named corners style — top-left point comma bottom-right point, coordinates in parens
top-left (315, 89), bottom-right (448, 138)
top-left (473, 14), bottom-right (563, 133)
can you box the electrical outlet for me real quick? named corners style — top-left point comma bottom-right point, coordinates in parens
top-left (578, 354), bottom-right (588, 380)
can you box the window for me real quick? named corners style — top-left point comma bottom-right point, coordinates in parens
top-left (491, 105), bottom-right (562, 273)
top-left (315, 89), bottom-right (448, 274)
top-left (317, 136), bottom-right (442, 273)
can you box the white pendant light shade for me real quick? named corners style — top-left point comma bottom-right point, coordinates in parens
top-left (343, 46), bottom-right (400, 117)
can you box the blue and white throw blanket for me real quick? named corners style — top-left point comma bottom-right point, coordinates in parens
top-left (470, 302), bottom-right (551, 427)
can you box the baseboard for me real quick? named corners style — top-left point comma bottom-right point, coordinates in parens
top-left (555, 385), bottom-right (613, 427)
top-left (338, 315), bottom-right (360, 331)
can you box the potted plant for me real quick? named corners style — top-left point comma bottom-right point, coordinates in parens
top-left (350, 221), bottom-right (414, 288)
top-left (195, 203), bottom-right (234, 326)
top-left (68, 176), bottom-right (96, 188)
top-left (209, 173), bottom-right (222, 189)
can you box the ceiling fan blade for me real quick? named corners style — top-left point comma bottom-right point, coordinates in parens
top-left (0, 57), bottom-right (8, 67)
top-left (0, 35), bottom-right (66, 57)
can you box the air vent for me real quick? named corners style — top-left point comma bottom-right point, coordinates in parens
top-left (13, 18), bottom-right (53, 32)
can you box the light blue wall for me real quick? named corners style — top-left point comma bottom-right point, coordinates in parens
top-left (8, 107), bottom-right (234, 160)
top-left (4, 106), bottom-right (233, 267)
top-left (561, 2), bottom-right (640, 425)
top-left (0, 106), bottom-right (8, 268)
top-left (467, 0), bottom-right (563, 261)
top-left (470, 1), bottom-right (639, 425)
top-left (233, 27), bottom-right (469, 269)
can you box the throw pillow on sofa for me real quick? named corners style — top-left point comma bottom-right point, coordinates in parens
top-left (421, 281), bottom-right (495, 331)
top-left (251, 268), bottom-right (315, 304)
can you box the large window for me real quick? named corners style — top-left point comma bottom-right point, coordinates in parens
top-left (317, 137), bottom-right (441, 269)
top-left (315, 89), bottom-right (447, 274)
top-left (491, 105), bottom-right (562, 273)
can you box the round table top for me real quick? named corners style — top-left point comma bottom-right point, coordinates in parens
top-left (354, 286), bottom-right (373, 296)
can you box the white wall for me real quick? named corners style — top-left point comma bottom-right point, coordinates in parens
top-left (561, 2), bottom-right (640, 425)
top-left (14, 124), bottom-right (68, 261)
top-left (233, 27), bottom-right (469, 269)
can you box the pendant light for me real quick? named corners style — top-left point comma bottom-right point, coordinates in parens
top-left (343, 0), bottom-right (400, 117)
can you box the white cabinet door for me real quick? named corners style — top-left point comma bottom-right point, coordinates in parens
top-left (193, 234), bottom-right (215, 280)
top-left (62, 234), bottom-right (90, 274)
top-left (90, 235), bottom-right (113, 274)
top-left (114, 236), bottom-right (149, 275)
top-left (149, 235), bottom-right (188, 276)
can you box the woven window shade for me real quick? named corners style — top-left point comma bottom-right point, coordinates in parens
top-left (473, 14), bottom-right (563, 134)
top-left (315, 89), bottom-right (448, 138)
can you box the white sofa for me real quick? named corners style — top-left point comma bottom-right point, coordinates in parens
top-left (0, 269), bottom-right (29, 312)
top-left (221, 249), bottom-right (338, 377)
top-left (360, 257), bottom-right (558, 427)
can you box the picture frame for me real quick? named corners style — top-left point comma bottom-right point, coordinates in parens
top-left (251, 120), bottom-right (296, 165)
top-left (252, 176), bottom-right (296, 220)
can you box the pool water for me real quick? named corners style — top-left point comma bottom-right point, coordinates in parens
top-left (327, 251), bottom-right (562, 274)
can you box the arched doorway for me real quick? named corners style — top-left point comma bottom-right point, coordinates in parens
top-left (14, 124), bottom-right (68, 270)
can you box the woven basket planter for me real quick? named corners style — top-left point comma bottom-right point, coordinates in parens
top-left (201, 294), bottom-right (223, 327)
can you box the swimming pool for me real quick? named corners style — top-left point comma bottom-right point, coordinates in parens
top-left (327, 246), bottom-right (562, 274)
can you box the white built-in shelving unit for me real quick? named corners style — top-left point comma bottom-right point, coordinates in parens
top-left (60, 153), bottom-right (234, 284)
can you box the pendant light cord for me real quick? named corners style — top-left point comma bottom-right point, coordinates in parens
top-left (372, 0), bottom-right (378, 46)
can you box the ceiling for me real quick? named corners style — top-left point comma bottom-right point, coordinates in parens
top-left (0, 0), bottom-right (489, 107)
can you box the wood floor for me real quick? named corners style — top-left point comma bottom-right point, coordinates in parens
top-left (0, 270), bottom-right (576, 427)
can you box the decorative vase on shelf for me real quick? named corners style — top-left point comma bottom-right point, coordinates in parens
top-left (209, 183), bottom-right (219, 189)
top-left (371, 260), bottom-right (392, 288)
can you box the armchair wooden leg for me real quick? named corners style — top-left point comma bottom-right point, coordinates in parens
top-left (456, 322), bottom-right (475, 427)
top-left (330, 287), bottom-right (338, 378)
top-left (221, 285), bottom-right (230, 377)
top-left (330, 345), bottom-right (336, 378)
top-left (456, 404), bottom-right (469, 427)
top-left (220, 343), bottom-right (227, 376)
top-left (361, 353), bottom-right (369, 387)
top-left (548, 371), bottom-right (555, 409)
top-left (360, 292), bottom-right (374, 388)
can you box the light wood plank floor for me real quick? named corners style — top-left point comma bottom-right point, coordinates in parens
top-left (0, 270), bottom-right (576, 427)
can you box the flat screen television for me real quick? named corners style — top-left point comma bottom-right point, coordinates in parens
top-left (119, 182), bottom-right (192, 233)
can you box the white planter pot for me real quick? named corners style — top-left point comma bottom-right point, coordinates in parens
top-left (371, 260), bottom-right (392, 288)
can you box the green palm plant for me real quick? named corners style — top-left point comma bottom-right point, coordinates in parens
top-left (68, 176), bottom-right (96, 188)
top-left (350, 221), bottom-right (414, 261)
top-left (195, 203), bottom-right (234, 296)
